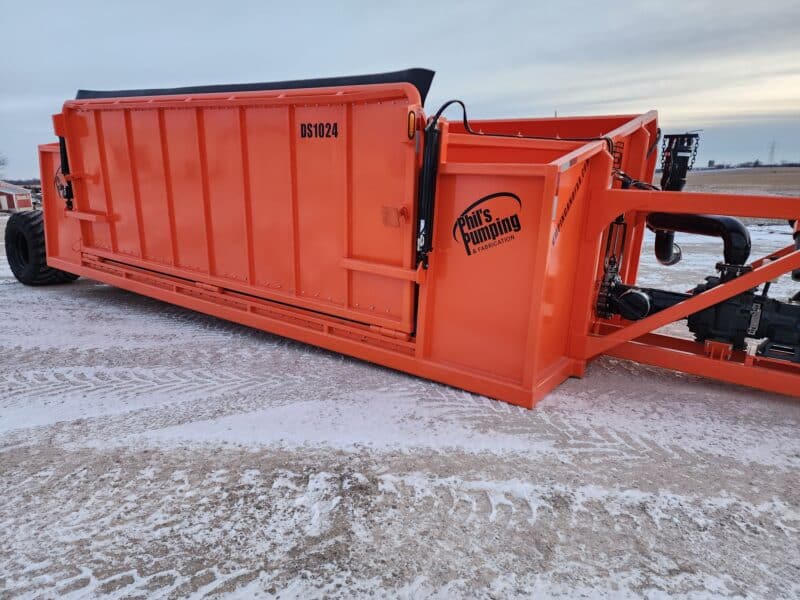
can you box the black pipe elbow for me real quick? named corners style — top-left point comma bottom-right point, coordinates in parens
top-left (793, 230), bottom-right (800, 282)
top-left (653, 230), bottom-right (682, 265)
top-left (646, 213), bottom-right (751, 266)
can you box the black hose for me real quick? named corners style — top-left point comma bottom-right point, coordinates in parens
top-left (428, 100), bottom-right (616, 154)
top-left (57, 136), bottom-right (74, 209)
top-left (416, 124), bottom-right (441, 267)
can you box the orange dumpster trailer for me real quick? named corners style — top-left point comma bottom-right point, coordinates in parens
top-left (6, 68), bottom-right (800, 408)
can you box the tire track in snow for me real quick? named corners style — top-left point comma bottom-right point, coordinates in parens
top-left (3, 446), bottom-right (799, 598)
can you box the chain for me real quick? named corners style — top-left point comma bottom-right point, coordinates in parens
top-left (612, 141), bottom-right (624, 170)
top-left (688, 136), bottom-right (699, 171)
top-left (660, 134), bottom-right (700, 171)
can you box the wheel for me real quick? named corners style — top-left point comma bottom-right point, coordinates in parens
top-left (4, 210), bottom-right (79, 285)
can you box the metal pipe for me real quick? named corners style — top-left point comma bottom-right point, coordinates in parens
top-left (653, 230), bottom-right (681, 265)
top-left (647, 213), bottom-right (751, 265)
top-left (794, 221), bottom-right (800, 282)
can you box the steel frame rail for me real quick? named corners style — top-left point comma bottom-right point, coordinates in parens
top-left (572, 187), bottom-right (800, 398)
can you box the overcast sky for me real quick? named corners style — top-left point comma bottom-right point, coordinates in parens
top-left (1, 0), bottom-right (799, 177)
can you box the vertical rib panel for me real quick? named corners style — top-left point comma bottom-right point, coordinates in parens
top-left (195, 107), bottom-right (216, 275)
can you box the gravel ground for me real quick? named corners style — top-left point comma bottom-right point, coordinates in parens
top-left (1, 213), bottom-right (799, 599)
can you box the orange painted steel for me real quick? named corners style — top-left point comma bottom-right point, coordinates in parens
top-left (52, 83), bottom-right (421, 334)
top-left (39, 80), bottom-right (800, 408)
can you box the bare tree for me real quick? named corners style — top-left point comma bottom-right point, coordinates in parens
top-left (0, 152), bottom-right (7, 177)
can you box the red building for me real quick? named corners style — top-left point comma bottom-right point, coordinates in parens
top-left (0, 181), bottom-right (33, 211)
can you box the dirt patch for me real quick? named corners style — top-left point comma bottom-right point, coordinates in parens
top-left (684, 167), bottom-right (800, 197)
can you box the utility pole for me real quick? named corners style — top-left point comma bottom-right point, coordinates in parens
top-left (768, 140), bottom-right (776, 165)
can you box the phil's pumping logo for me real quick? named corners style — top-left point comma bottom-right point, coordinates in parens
top-left (452, 192), bottom-right (522, 256)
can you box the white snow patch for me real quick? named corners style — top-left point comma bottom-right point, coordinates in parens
top-left (377, 472), bottom-right (800, 534)
top-left (119, 390), bottom-right (558, 455)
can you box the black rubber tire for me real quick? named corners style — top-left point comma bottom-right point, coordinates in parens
top-left (4, 210), bottom-right (79, 285)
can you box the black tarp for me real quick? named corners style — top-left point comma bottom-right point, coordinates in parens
top-left (76, 68), bottom-right (435, 103)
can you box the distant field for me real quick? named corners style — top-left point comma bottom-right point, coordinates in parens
top-left (652, 167), bottom-right (800, 224)
top-left (657, 166), bottom-right (800, 196)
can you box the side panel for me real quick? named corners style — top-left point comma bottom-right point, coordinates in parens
top-left (422, 172), bottom-right (543, 384)
top-left (163, 108), bottom-right (210, 273)
top-left (129, 110), bottom-right (174, 265)
top-left (295, 104), bottom-right (348, 305)
top-left (99, 110), bottom-right (142, 257)
top-left (202, 108), bottom-right (249, 282)
top-left (244, 106), bottom-right (294, 290)
top-left (39, 144), bottom-right (81, 268)
top-left (350, 101), bottom-right (417, 323)
top-left (68, 110), bottom-right (112, 250)
top-left (59, 84), bottom-right (420, 331)
top-left (536, 159), bottom-right (593, 371)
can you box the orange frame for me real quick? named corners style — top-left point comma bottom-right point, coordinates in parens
top-left (572, 188), bottom-right (800, 398)
top-left (38, 83), bottom-right (800, 408)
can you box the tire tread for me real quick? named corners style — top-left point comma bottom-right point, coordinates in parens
top-left (4, 210), bottom-right (79, 285)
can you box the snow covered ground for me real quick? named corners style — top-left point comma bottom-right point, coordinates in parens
top-left (1, 214), bottom-right (799, 599)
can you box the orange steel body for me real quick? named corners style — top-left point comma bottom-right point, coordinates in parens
top-left (39, 81), bottom-right (800, 408)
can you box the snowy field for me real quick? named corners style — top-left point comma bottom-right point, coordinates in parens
top-left (1, 212), bottom-right (799, 599)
